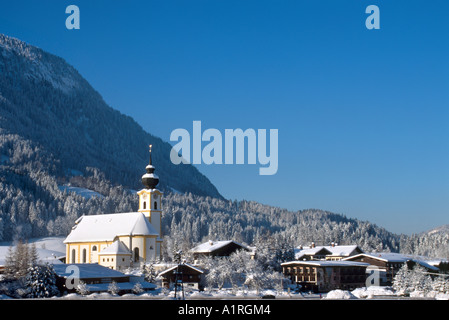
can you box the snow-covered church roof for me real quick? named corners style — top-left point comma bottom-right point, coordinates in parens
top-left (64, 212), bottom-right (158, 243)
top-left (98, 240), bottom-right (131, 255)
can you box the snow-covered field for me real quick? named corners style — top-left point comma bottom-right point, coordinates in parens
top-left (0, 236), bottom-right (66, 266)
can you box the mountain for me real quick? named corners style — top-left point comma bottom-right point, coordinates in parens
top-left (425, 224), bottom-right (449, 236)
top-left (0, 34), bottom-right (447, 260)
top-left (0, 33), bottom-right (221, 198)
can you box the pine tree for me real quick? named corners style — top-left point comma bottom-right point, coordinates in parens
top-left (4, 240), bottom-right (38, 279)
top-left (393, 264), bottom-right (411, 296)
top-left (132, 282), bottom-right (144, 295)
top-left (76, 281), bottom-right (90, 296)
top-left (4, 245), bottom-right (17, 280)
top-left (410, 265), bottom-right (432, 294)
top-left (108, 281), bottom-right (119, 295)
top-left (25, 263), bottom-right (59, 298)
top-left (146, 263), bottom-right (156, 283)
top-left (28, 242), bottom-right (39, 267)
top-left (15, 240), bottom-right (29, 278)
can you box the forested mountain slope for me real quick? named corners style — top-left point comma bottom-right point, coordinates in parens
top-left (0, 33), bottom-right (220, 198)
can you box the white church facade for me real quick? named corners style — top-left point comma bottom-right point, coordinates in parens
top-left (64, 146), bottom-right (163, 270)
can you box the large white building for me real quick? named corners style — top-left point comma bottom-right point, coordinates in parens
top-left (64, 146), bottom-right (163, 270)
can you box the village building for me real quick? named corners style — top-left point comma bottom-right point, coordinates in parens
top-left (53, 263), bottom-right (156, 294)
top-left (190, 240), bottom-right (250, 262)
top-left (281, 260), bottom-right (369, 293)
top-left (63, 146), bottom-right (163, 270)
top-left (158, 263), bottom-right (204, 290)
top-left (343, 252), bottom-right (440, 285)
top-left (294, 243), bottom-right (364, 261)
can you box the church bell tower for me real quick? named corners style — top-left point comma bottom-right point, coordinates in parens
top-left (137, 145), bottom-right (163, 252)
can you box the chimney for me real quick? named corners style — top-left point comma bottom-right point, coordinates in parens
top-left (311, 242), bottom-right (315, 248)
top-left (331, 242), bottom-right (335, 247)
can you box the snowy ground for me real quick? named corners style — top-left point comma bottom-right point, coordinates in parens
top-left (2, 287), bottom-right (447, 300)
top-left (0, 236), bottom-right (66, 266)
top-left (324, 286), bottom-right (449, 300)
top-left (58, 185), bottom-right (104, 199)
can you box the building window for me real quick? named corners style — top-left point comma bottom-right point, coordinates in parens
top-left (154, 201), bottom-right (157, 210)
top-left (143, 201), bottom-right (146, 209)
top-left (71, 249), bottom-right (76, 263)
top-left (82, 249), bottom-right (87, 263)
top-left (92, 245), bottom-right (97, 251)
top-left (134, 247), bottom-right (139, 262)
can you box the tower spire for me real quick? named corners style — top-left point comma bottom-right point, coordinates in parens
top-left (142, 144), bottom-right (159, 189)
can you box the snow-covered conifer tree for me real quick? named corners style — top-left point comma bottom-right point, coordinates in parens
top-left (76, 280), bottom-right (90, 296)
top-left (25, 263), bottom-right (59, 298)
top-left (108, 281), bottom-right (119, 295)
top-left (393, 263), bottom-right (411, 295)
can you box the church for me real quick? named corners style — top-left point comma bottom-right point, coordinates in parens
top-left (64, 146), bottom-right (163, 270)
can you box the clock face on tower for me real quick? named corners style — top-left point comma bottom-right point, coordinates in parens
top-left (153, 193), bottom-right (158, 200)
top-left (142, 193), bottom-right (147, 200)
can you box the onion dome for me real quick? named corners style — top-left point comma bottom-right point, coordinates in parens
top-left (142, 144), bottom-right (159, 189)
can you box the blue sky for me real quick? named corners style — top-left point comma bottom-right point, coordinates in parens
top-left (1, 1), bottom-right (448, 234)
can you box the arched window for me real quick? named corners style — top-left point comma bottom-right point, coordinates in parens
top-left (92, 245), bottom-right (97, 251)
top-left (134, 247), bottom-right (139, 262)
top-left (71, 249), bottom-right (76, 263)
top-left (154, 201), bottom-right (157, 210)
top-left (143, 202), bottom-right (146, 209)
top-left (82, 249), bottom-right (87, 263)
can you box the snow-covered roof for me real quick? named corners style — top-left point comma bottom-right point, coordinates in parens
top-left (281, 260), bottom-right (370, 267)
top-left (158, 263), bottom-right (204, 276)
top-left (98, 240), bottom-right (131, 255)
top-left (190, 240), bottom-right (248, 253)
top-left (294, 244), bottom-right (362, 259)
top-left (64, 212), bottom-right (158, 243)
top-left (346, 252), bottom-right (410, 263)
top-left (324, 245), bottom-right (362, 257)
top-left (53, 263), bottom-right (157, 292)
top-left (294, 247), bottom-right (332, 259)
top-left (53, 263), bottom-right (129, 279)
top-left (343, 252), bottom-right (440, 271)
